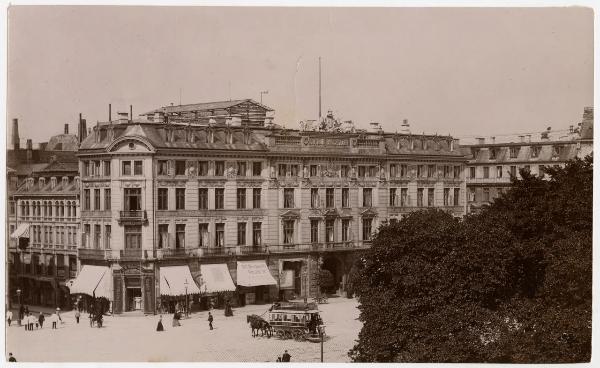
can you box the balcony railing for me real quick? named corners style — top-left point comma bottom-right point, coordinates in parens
top-left (118, 210), bottom-right (148, 225)
top-left (120, 248), bottom-right (143, 259)
top-left (78, 248), bottom-right (120, 260)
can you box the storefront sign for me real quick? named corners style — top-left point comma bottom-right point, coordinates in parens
top-left (280, 270), bottom-right (295, 289)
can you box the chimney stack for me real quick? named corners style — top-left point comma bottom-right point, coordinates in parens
top-left (12, 118), bottom-right (20, 150)
top-left (476, 137), bottom-right (485, 145)
top-left (526, 135), bottom-right (532, 143)
top-left (519, 135), bottom-right (524, 143)
top-left (490, 136), bottom-right (496, 144)
top-left (130, 105), bottom-right (133, 121)
top-left (78, 114), bottom-right (88, 143)
top-left (64, 123), bottom-right (69, 135)
top-left (117, 112), bottom-right (129, 124)
top-left (109, 104), bottom-right (112, 122)
top-left (26, 139), bottom-right (33, 150)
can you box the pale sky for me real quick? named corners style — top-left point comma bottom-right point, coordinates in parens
top-left (7, 6), bottom-right (593, 144)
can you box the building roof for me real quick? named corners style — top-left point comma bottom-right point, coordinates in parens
top-left (45, 133), bottom-right (79, 151)
top-left (141, 99), bottom-right (273, 116)
top-left (13, 177), bottom-right (79, 196)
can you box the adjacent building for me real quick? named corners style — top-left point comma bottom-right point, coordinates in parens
top-left (74, 99), bottom-right (468, 314)
top-left (464, 107), bottom-right (593, 213)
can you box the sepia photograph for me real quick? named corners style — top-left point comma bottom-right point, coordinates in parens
top-left (3, 2), bottom-right (595, 364)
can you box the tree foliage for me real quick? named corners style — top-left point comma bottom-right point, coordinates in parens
top-left (349, 156), bottom-right (592, 363)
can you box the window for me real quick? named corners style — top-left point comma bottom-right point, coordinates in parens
top-left (176, 188), bottom-right (185, 210)
top-left (427, 165), bottom-right (435, 178)
top-left (237, 161), bottom-right (247, 177)
top-left (453, 166), bottom-right (461, 179)
top-left (390, 164), bottom-right (398, 178)
top-left (94, 161), bottom-right (101, 176)
top-left (198, 161), bottom-right (208, 176)
top-left (553, 145), bottom-right (562, 157)
top-left (400, 164), bottom-right (408, 177)
top-left (237, 223), bottom-right (246, 245)
top-left (103, 161), bottom-right (111, 176)
top-left (325, 219), bottom-right (335, 243)
top-left (417, 188), bottom-right (424, 207)
top-left (284, 188), bottom-right (294, 208)
top-left (279, 164), bottom-right (287, 177)
top-left (9, 201), bottom-right (15, 215)
top-left (531, 146), bottom-right (541, 158)
top-left (524, 165), bottom-right (531, 173)
top-left (158, 160), bottom-right (169, 175)
top-left (496, 166), bottom-right (503, 178)
top-left (340, 165), bottom-right (349, 177)
top-left (489, 148), bottom-right (497, 160)
top-left (400, 188), bottom-right (408, 206)
top-left (428, 188), bottom-right (434, 207)
top-left (362, 188), bottom-right (372, 207)
top-left (510, 147), bottom-right (519, 158)
top-left (237, 188), bottom-right (246, 209)
top-left (175, 161), bottom-right (186, 175)
top-left (252, 222), bottom-right (262, 246)
top-left (310, 220), bottom-right (319, 243)
top-left (342, 219), bottom-right (350, 242)
top-left (443, 188), bottom-right (450, 206)
top-left (82, 161), bottom-right (89, 176)
top-left (105, 225), bottom-right (111, 249)
top-left (123, 188), bottom-right (141, 211)
top-left (342, 188), bottom-right (349, 208)
top-left (483, 167), bottom-right (490, 179)
top-left (510, 166), bottom-right (517, 177)
top-left (124, 225), bottom-right (141, 249)
top-left (362, 218), bottom-right (372, 240)
top-left (215, 223), bottom-right (225, 247)
top-left (453, 188), bottom-right (460, 206)
top-left (158, 224), bottom-right (169, 249)
top-left (215, 188), bottom-right (224, 209)
top-left (283, 220), bottom-right (294, 244)
top-left (389, 188), bottom-right (397, 206)
top-left (175, 224), bottom-right (185, 248)
top-left (311, 188), bottom-right (319, 208)
top-left (358, 166), bottom-right (366, 178)
top-left (122, 161), bottom-right (131, 176)
top-left (252, 162), bottom-right (262, 176)
top-left (84, 189), bottom-right (90, 210)
top-left (198, 188), bottom-right (208, 210)
top-left (83, 224), bottom-right (90, 247)
top-left (368, 166), bottom-right (378, 178)
top-left (443, 165), bottom-right (451, 178)
top-left (469, 167), bottom-right (476, 179)
top-left (416, 165), bottom-right (423, 178)
top-left (253, 188), bottom-right (261, 209)
top-left (469, 187), bottom-right (476, 202)
top-left (94, 189), bottom-right (100, 210)
top-left (214, 161), bottom-right (225, 176)
top-left (134, 161), bottom-right (143, 175)
top-left (290, 165), bottom-right (299, 177)
top-left (310, 165), bottom-right (318, 177)
top-left (539, 165), bottom-right (545, 178)
top-left (483, 188), bottom-right (490, 202)
top-left (326, 188), bottom-right (334, 208)
top-left (199, 224), bottom-right (209, 247)
top-left (157, 188), bottom-right (168, 210)
top-left (104, 189), bottom-right (111, 210)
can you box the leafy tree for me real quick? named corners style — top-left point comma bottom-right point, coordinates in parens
top-left (349, 156), bottom-right (592, 363)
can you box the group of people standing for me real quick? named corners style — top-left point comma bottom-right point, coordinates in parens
top-left (6, 305), bottom-right (61, 330)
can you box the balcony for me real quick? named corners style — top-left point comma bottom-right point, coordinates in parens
top-left (118, 210), bottom-right (148, 225)
top-left (120, 248), bottom-right (143, 260)
top-left (267, 241), bottom-right (372, 253)
top-left (78, 248), bottom-right (120, 260)
top-left (466, 177), bottom-right (512, 185)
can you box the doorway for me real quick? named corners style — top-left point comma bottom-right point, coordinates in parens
top-left (126, 287), bottom-right (142, 311)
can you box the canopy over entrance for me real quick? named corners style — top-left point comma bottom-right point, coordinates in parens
top-left (199, 264), bottom-right (236, 293)
top-left (70, 265), bottom-right (113, 300)
top-left (236, 260), bottom-right (277, 287)
top-left (10, 223), bottom-right (30, 238)
top-left (160, 266), bottom-right (202, 296)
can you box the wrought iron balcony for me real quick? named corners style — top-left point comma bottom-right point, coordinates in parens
top-left (120, 248), bottom-right (143, 259)
top-left (118, 210), bottom-right (148, 225)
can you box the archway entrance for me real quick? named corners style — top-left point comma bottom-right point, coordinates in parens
top-left (319, 256), bottom-right (344, 295)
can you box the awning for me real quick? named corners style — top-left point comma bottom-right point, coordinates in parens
top-left (10, 223), bottom-right (30, 239)
top-left (236, 260), bottom-right (278, 287)
top-left (200, 264), bottom-right (236, 293)
top-left (70, 265), bottom-right (113, 300)
top-left (160, 266), bottom-right (202, 296)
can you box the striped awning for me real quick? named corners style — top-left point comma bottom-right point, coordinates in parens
top-left (200, 264), bottom-right (236, 294)
top-left (10, 223), bottom-right (30, 239)
top-left (160, 266), bottom-right (202, 296)
top-left (70, 265), bottom-right (113, 300)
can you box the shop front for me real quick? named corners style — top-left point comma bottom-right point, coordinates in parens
top-left (236, 260), bottom-right (277, 306)
top-left (69, 265), bottom-right (113, 313)
top-left (159, 265), bottom-right (202, 315)
top-left (198, 263), bottom-right (237, 309)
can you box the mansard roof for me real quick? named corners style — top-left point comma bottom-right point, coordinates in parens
top-left (141, 99), bottom-right (273, 116)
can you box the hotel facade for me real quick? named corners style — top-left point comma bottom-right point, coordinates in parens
top-left (73, 99), bottom-right (469, 314)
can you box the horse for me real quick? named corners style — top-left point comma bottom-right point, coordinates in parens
top-left (247, 314), bottom-right (272, 338)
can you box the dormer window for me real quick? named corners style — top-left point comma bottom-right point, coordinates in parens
top-left (489, 148), bottom-right (497, 160)
top-left (531, 146), bottom-right (541, 158)
top-left (509, 147), bottom-right (520, 158)
top-left (552, 145), bottom-right (562, 157)
top-left (471, 148), bottom-right (480, 158)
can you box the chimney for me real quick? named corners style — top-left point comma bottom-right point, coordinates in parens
top-left (476, 137), bottom-right (485, 145)
top-left (109, 104), bottom-right (112, 122)
top-left (26, 139), bottom-right (33, 161)
top-left (490, 136), bottom-right (496, 144)
top-left (526, 135), bottom-right (532, 143)
top-left (78, 115), bottom-right (87, 143)
top-left (50, 177), bottom-right (57, 189)
top-left (519, 135), bottom-right (524, 143)
top-left (130, 105), bottom-right (133, 121)
top-left (569, 125), bottom-right (574, 133)
top-left (11, 118), bottom-right (20, 150)
top-left (64, 123), bottom-right (69, 135)
top-left (117, 112), bottom-right (129, 124)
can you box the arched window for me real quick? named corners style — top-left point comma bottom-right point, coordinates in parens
top-left (60, 202), bottom-right (65, 217)
top-left (20, 202), bottom-right (25, 216)
top-left (37, 201), bottom-right (41, 217)
top-left (48, 202), bottom-right (53, 217)
top-left (72, 203), bottom-right (77, 218)
top-left (66, 201), bottom-right (71, 218)
top-left (32, 202), bottom-right (37, 217)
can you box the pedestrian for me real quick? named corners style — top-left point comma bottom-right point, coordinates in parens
top-left (6, 310), bottom-right (13, 326)
top-left (224, 299), bottom-right (233, 317)
top-left (89, 312), bottom-right (94, 327)
top-left (156, 315), bottom-right (164, 332)
top-left (75, 309), bottom-right (81, 324)
top-left (27, 313), bottom-right (34, 331)
top-left (172, 312), bottom-right (181, 327)
top-left (38, 312), bottom-right (45, 329)
top-left (276, 356), bottom-right (282, 362)
top-left (7, 353), bottom-right (16, 362)
top-left (208, 311), bottom-right (214, 330)
top-left (50, 311), bottom-right (59, 329)
top-left (56, 308), bottom-right (62, 323)
top-left (282, 350), bottom-right (291, 362)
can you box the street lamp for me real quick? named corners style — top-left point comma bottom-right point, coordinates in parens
top-left (16, 289), bottom-right (21, 326)
top-left (184, 279), bottom-right (189, 318)
top-left (318, 325), bottom-right (325, 362)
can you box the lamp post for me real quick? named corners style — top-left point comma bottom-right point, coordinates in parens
top-left (16, 289), bottom-right (21, 326)
top-left (318, 325), bottom-right (325, 362)
top-left (184, 279), bottom-right (189, 318)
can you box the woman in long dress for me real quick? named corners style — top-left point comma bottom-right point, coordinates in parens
top-left (156, 315), bottom-right (164, 331)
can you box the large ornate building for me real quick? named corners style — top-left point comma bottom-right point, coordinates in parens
top-left (464, 107), bottom-right (593, 213)
top-left (73, 99), bottom-right (468, 314)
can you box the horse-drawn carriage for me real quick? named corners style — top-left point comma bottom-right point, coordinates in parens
top-left (268, 301), bottom-right (325, 341)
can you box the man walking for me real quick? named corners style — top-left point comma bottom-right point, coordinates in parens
top-left (27, 313), bottom-right (34, 331)
top-left (50, 311), bottom-right (59, 329)
top-left (38, 312), bottom-right (45, 329)
top-left (208, 312), bottom-right (214, 330)
top-left (75, 309), bottom-right (80, 324)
